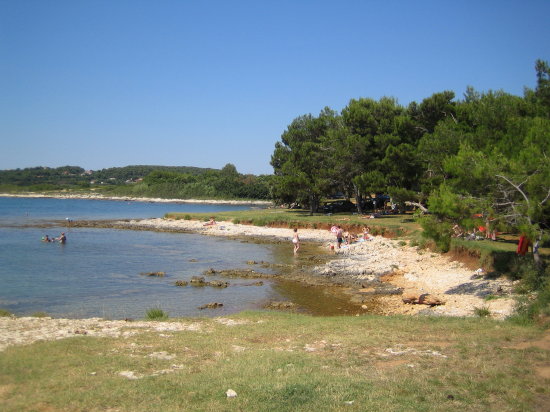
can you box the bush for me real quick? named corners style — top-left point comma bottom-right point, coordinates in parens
top-left (474, 306), bottom-right (491, 317)
top-left (420, 216), bottom-right (452, 252)
top-left (146, 307), bottom-right (168, 320)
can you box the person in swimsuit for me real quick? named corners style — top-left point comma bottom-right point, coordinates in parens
top-left (336, 226), bottom-right (344, 248)
top-left (57, 233), bottom-right (67, 244)
top-left (292, 228), bottom-right (300, 254)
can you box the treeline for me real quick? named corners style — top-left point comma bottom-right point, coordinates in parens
top-left (0, 165), bottom-right (216, 187)
top-left (0, 164), bottom-right (271, 200)
top-left (105, 164), bottom-right (271, 200)
top-left (271, 60), bottom-right (550, 261)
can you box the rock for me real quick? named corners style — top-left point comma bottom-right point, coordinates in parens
top-left (207, 280), bottom-right (229, 288)
top-left (190, 276), bottom-right (206, 285)
top-left (264, 301), bottom-right (299, 311)
top-left (174, 280), bottom-right (188, 287)
top-left (140, 271), bottom-right (165, 277)
top-left (198, 302), bottom-right (223, 310)
top-left (226, 389), bottom-right (237, 398)
top-left (243, 281), bottom-right (264, 286)
top-left (402, 293), bottom-right (445, 306)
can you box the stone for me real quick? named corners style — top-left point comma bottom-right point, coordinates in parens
top-left (140, 271), bottom-right (165, 277)
top-left (198, 302), bottom-right (223, 310)
top-left (190, 276), bottom-right (206, 285)
top-left (402, 293), bottom-right (445, 306)
top-left (174, 280), bottom-right (188, 287)
top-left (207, 280), bottom-right (229, 288)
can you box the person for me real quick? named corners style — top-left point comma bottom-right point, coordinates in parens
top-left (57, 232), bottom-right (67, 244)
top-left (361, 226), bottom-right (371, 241)
top-left (292, 228), bottom-right (300, 254)
top-left (203, 217), bottom-right (216, 226)
top-left (336, 226), bottom-right (344, 248)
top-left (42, 235), bottom-right (51, 242)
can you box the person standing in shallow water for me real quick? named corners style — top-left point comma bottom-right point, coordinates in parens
top-left (292, 228), bottom-right (300, 254)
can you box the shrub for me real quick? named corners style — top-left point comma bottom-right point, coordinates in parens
top-left (420, 215), bottom-right (452, 252)
top-left (184, 214), bottom-right (192, 220)
top-left (146, 307), bottom-right (168, 320)
top-left (31, 312), bottom-right (49, 318)
top-left (474, 306), bottom-right (491, 317)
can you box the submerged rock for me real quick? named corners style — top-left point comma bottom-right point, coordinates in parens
top-left (190, 276), bottom-right (206, 285)
top-left (140, 271), bottom-right (165, 277)
top-left (264, 301), bottom-right (299, 311)
top-left (207, 280), bottom-right (229, 288)
top-left (198, 302), bottom-right (223, 310)
top-left (203, 268), bottom-right (277, 279)
top-left (174, 280), bottom-right (188, 287)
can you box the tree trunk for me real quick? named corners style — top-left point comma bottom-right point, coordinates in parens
top-left (309, 195), bottom-right (319, 216)
top-left (353, 183), bottom-right (364, 214)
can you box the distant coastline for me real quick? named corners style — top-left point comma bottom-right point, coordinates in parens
top-left (0, 192), bottom-right (273, 206)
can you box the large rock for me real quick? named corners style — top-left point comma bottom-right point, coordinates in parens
top-left (402, 293), bottom-right (445, 306)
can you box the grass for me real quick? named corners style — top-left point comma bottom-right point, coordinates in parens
top-left (0, 309), bottom-right (13, 317)
top-left (473, 306), bottom-right (492, 317)
top-left (145, 307), bottom-right (168, 320)
top-left (166, 208), bottom-right (422, 237)
top-left (0, 312), bottom-right (548, 411)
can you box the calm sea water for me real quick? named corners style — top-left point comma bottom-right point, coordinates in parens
top-left (0, 197), bottom-right (300, 319)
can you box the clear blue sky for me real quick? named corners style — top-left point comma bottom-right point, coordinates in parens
top-left (1, 0), bottom-right (549, 175)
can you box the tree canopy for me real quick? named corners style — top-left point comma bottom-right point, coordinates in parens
top-left (270, 60), bottom-right (550, 262)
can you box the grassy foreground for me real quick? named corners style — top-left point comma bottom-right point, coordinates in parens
top-left (1, 312), bottom-right (549, 411)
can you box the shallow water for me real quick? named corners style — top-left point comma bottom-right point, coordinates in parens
top-left (0, 197), bottom-right (359, 319)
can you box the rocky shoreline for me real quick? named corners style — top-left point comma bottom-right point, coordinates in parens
top-left (111, 218), bottom-right (517, 319)
top-left (0, 216), bottom-right (518, 353)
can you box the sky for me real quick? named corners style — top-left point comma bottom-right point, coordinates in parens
top-left (1, 0), bottom-right (549, 175)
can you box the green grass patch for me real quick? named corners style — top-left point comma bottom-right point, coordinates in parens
top-left (0, 312), bottom-right (548, 411)
top-left (145, 307), bottom-right (168, 320)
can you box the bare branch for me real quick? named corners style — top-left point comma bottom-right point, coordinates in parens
top-left (405, 201), bottom-right (429, 214)
top-left (496, 174), bottom-right (530, 207)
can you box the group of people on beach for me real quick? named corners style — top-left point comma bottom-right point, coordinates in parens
top-left (330, 225), bottom-right (371, 249)
top-left (41, 233), bottom-right (66, 244)
top-left (291, 224), bottom-right (373, 255)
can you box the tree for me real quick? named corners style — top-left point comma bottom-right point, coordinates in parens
top-left (271, 108), bottom-right (339, 214)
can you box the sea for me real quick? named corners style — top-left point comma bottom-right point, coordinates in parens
top-left (0, 196), bottom-right (305, 319)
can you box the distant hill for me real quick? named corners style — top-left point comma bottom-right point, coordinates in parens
top-left (0, 165), bottom-right (217, 186)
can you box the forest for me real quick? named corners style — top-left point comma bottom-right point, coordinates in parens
top-left (0, 164), bottom-right (271, 200)
top-left (271, 60), bottom-right (549, 261)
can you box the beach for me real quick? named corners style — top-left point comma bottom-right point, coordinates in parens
top-left (0, 211), bottom-right (518, 353)
top-left (114, 217), bottom-right (517, 319)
